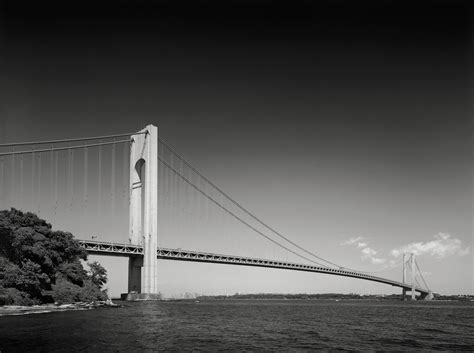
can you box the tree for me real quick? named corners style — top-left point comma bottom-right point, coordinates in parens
top-left (88, 261), bottom-right (107, 289)
top-left (0, 208), bottom-right (108, 305)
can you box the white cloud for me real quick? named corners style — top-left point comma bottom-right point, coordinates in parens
top-left (341, 237), bottom-right (387, 265)
top-left (341, 238), bottom-right (388, 265)
top-left (361, 247), bottom-right (386, 264)
top-left (362, 246), bottom-right (387, 265)
top-left (371, 257), bottom-right (386, 265)
top-left (361, 247), bottom-right (377, 259)
top-left (341, 236), bottom-right (365, 246)
top-left (390, 233), bottom-right (470, 259)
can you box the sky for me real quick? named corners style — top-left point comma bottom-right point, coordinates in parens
top-left (0, 0), bottom-right (472, 297)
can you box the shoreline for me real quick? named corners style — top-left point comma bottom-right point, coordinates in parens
top-left (0, 299), bottom-right (119, 317)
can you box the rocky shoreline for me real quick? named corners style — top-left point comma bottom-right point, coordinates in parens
top-left (0, 299), bottom-right (120, 316)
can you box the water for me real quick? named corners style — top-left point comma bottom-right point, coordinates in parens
top-left (1, 300), bottom-right (473, 351)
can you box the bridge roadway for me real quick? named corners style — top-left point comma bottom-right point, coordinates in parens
top-left (79, 240), bottom-right (430, 297)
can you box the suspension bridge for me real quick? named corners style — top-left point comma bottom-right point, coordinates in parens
top-left (0, 124), bottom-right (432, 300)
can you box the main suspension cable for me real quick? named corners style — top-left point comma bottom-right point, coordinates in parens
top-left (159, 138), bottom-right (350, 270)
top-left (0, 139), bottom-right (131, 156)
top-left (158, 156), bottom-right (330, 268)
top-left (0, 131), bottom-right (147, 148)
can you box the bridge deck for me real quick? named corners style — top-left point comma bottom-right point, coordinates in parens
top-left (79, 240), bottom-right (430, 295)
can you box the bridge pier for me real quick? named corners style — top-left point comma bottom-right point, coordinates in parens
top-left (401, 288), bottom-right (433, 301)
top-left (419, 291), bottom-right (433, 300)
top-left (127, 256), bottom-right (142, 293)
top-left (402, 289), bottom-right (418, 301)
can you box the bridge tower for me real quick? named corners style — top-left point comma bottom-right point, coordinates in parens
top-left (402, 252), bottom-right (433, 300)
top-left (402, 253), bottom-right (407, 300)
top-left (124, 124), bottom-right (160, 300)
top-left (402, 253), bottom-right (416, 300)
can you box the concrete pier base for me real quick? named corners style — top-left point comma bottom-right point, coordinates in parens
top-left (419, 291), bottom-right (434, 300)
top-left (120, 292), bottom-right (162, 301)
top-left (128, 257), bottom-right (143, 293)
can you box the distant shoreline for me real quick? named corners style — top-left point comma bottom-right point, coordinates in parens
top-left (187, 293), bottom-right (474, 301)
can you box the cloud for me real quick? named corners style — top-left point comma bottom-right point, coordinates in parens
top-left (390, 233), bottom-right (470, 259)
top-left (361, 247), bottom-right (377, 258)
top-left (360, 247), bottom-right (387, 264)
top-left (341, 237), bottom-right (388, 265)
top-left (341, 236), bottom-right (365, 246)
top-left (371, 257), bottom-right (386, 265)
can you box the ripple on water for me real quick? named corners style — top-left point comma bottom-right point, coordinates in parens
top-left (0, 300), bottom-right (473, 351)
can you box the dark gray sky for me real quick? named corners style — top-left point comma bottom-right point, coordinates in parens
top-left (1, 0), bottom-right (472, 296)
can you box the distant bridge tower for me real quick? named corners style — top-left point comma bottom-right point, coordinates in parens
top-left (402, 253), bottom-right (433, 301)
top-left (125, 124), bottom-right (160, 300)
top-left (402, 253), bottom-right (416, 300)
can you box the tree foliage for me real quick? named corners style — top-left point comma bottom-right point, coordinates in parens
top-left (88, 261), bottom-right (107, 289)
top-left (0, 208), bottom-right (108, 305)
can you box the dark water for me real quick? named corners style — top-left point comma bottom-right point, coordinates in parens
top-left (1, 300), bottom-right (473, 351)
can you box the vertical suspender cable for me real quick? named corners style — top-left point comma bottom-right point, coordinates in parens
top-left (178, 158), bottom-right (183, 216)
top-left (173, 154), bottom-right (179, 217)
top-left (175, 155), bottom-right (180, 218)
top-left (32, 147), bottom-right (35, 207)
top-left (161, 158), bottom-right (172, 241)
top-left (50, 146), bottom-right (53, 212)
top-left (199, 166), bottom-right (205, 221)
top-left (0, 156), bottom-right (4, 205)
top-left (11, 147), bottom-right (15, 207)
top-left (182, 160), bottom-right (186, 216)
top-left (164, 148), bottom-right (169, 200)
top-left (98, 141), bottom-right (102, 216)
top-left (38, 152), bottom-right (42, 214)
top-left (188, 162), bottom-right (194, 229)
top-left (171, 153), bottom-right (177, 224)
top-left (168, 153), bottom-right (173, 217)
top-left (84, 146), bottom-right (88, 212)
top-left (122, 141), bottom-right (128, 207)
top-left (67, 146), bottom-right (71, 213)
top-left (167, 152), bottom-right (173, 209)
top-left (187, 164), bottom-right (191, 217)
top-left (70, 148), bottom-right (74, 212)
top-left (204, 176), bottom-right (209, 224)
top-left (19, 154), bottom-right (23, 209)
top-left (54, 151), bottom-right (59, 215)
top-left (111, 139), bottom-right (115, 212)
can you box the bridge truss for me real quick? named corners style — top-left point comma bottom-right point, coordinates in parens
top-left (79, 240), bottom-right (431, 298)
